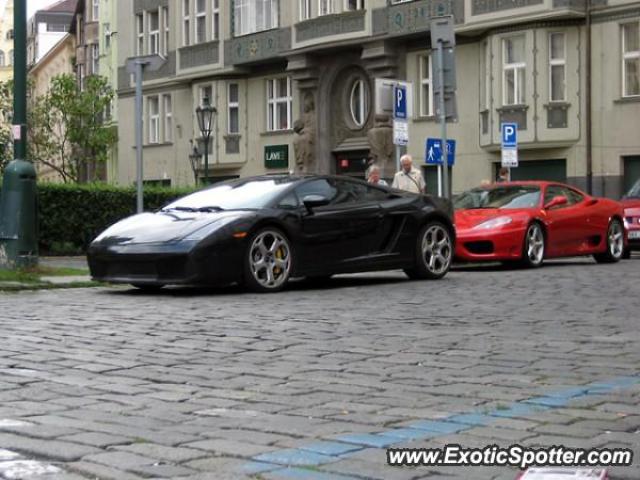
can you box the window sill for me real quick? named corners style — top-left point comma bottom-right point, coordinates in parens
top-left (412, 115), bottom-right (437, 123)
top-left (496, 104), bottom-right (529, 113)
top-left (136, 142), bottom-right (173, 148)
top-left (233, 27), bottom-right (279, 39)
top-left (543, 102), bottom-right (571, 110)
top-left (261, 129), bottom-right (294, 137)
top-left (614, 96), bottom-right (640, 104)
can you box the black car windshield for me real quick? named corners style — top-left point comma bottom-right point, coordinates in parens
top-left (163, 178), bottom-right (295, 211)
top-left (624, 179), bottom-right (640, 199)
top-left (454, 185), bottom-right (541, 210)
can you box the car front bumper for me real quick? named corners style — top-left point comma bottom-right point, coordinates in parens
top-left (455, 226), bottom-right (525, 262)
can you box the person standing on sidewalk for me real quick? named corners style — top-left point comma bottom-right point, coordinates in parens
top-left (392, 154), bottom-right (425, 194)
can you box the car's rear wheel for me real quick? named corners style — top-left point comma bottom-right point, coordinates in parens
top-left (521, 223), bottom-right (545, 268)
top-left (244, 227), bottom-right (292, 293)
top-left (404, 221), bottom-right (453, 280)
top-left (594, 219), bottom-right (624, 263)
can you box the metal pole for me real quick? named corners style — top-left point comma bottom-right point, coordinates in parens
top-left (437, 165), bottom-right (442, 197)
top-left (395, 145), bottom-right (401, 174)
top-left (13, 0), bottom-right (27, 160)
top-left (438, 40), bottom-right (450, 199)
top-left (585, 0), bottom-right (593, 195)
top-left (204, 135), bottom-right (209, 185)
top-left (135, 61), bottom-right (144, 213)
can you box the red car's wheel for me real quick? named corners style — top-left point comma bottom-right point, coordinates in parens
top-left (594, 219), bottom-right (624, 264)
top-left (521, 223), bottom-right (545, 268)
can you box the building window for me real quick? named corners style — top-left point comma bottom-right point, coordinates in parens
top-left (161, 7), bottom-right (169, 55)
top-left (92, 0), bottom-right (99, 21)
top-left (234, 0), bottom-right (279, 36)
top-left (212, 0), bottom-right (220, 40)
top-left (199, 85), bottom-right (213, 105)
top-left (136, 14), bottom-right (144, 55)
top-left (148, 11), bottom-right (160, 55)
top-left (319, 0), bottom-right (333, 16)
top-left (183, 0), bottom-right (191, 46)
top-left (228, 83), bottom-right (240, 134)
top-left (622, 22), bottom-right (640, 97)
top-left (267, 77), bottom-right (291, 131)
top-left (344, 0), bottom-right (364, 11)
top-left (0, 51), bottom-right (4, 67)
top-left (549, 32), bottom-right (566, 102)
top-left (196, 0), bottom-right (207, 44)
top-left (503, 36), bottom-right (526, 105)
top-left (349, 78), bottom-right (369, 127)
top-left (163, 94), bottom-right (173, 142)
top-left (104, 22), bottom-right (111, 49)
top-left (419, 54), bottom-right (433, 117)
top-left (91, 44), bottom-right (99, 74)
top-left (300, 0), bottom-right (311, 20)
top-left (9, 50), bottom-right (13, 66)
top-left (148, 96), bottom-right (160, 144)
top-left (480, 41), bottom-right (490, 111)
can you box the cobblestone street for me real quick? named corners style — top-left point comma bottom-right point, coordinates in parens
top-left (1, 258), bottom-right (639, 479)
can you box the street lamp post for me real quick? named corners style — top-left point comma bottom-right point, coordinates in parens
top-left (195, 96), bottom-right (217, 186)
top-left (188, 141), bottom-right (201, 185)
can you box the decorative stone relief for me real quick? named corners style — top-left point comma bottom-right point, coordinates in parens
top-left (296, 10), bottom-right (366, 43)
top-left (294, 92), bottom-right (317, 173)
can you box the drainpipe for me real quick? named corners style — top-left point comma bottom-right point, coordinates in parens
top-left (585, 0), bottom-right (593, 194)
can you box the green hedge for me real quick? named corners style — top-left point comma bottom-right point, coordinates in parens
top-left (37, 183), bottom-right (196, 254)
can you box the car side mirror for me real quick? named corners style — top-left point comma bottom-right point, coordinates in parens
top-left (302, 194), bottom-right (330, 213)
top-left (544, 195), bottom-right (568, 210)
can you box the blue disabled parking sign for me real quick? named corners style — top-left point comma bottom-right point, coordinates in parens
top-left (425, 138), bottom-right (455, 166)
top-left (501, 123), bottom-right (518, 148)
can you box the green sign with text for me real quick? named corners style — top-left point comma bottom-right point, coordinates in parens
top-left (264, 145), bottom-right (289, 169)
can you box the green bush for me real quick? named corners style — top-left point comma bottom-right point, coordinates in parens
top-left (36, 183), bottom-right (195, 254)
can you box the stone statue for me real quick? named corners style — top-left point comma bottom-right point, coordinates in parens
top-left (367, 114), bottom-right (394, 178)
top-left (293, 92), bottom-right (316, 173)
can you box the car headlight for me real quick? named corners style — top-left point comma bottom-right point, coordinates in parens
top-left (473, 216), bottom-right (513, 230)
top-left (182, 215), bottom-right (243, 241)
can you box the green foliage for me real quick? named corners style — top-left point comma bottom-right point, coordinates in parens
top-left (36, 183), bottom-right (195, 253)
top-left (0, 80), bottom-right (14, 172)
top-left (32, 74), bottom-right (117, 183)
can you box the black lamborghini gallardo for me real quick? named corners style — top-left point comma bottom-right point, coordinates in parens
top-left (88, 175), bottom-right (455, 292)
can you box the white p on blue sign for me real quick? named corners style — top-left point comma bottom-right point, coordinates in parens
top-left (393, 84), bottom-right (407, 120)
top-left (501, 123), bottom-right (518, 148)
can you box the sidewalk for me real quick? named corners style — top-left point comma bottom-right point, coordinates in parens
top-left (0, 256), bottom-right (94, 291)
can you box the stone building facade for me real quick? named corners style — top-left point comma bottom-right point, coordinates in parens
top-left (115, 0), bottom-right (640, 197)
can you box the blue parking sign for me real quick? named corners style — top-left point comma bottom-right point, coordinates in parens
top-left (394, 85), bottom-right (407, 120)
top-left (501, 123), bottom-right (518, 148)
top-left (425, 138), bottom-right (455, 166)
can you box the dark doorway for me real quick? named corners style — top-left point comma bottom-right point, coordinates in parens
top-left (623, 156), bottom-right (640, 194)
top-left (335, 150), bottom-right (369, 180)
top-left (494, 159), bottom-right (567, 183)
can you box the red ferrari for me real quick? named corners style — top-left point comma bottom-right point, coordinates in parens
top-left (454, 181), bottom-right (626, 267)
top-left (622, 179), bottom-right (640, 258)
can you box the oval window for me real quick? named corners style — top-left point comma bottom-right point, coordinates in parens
top-left (349, 78), bottom-right (369, 128)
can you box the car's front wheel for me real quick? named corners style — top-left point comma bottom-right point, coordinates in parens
top-left (244, 227), bottom-right (293, 293)
top-left (404, 221), bottom-right (453, 280)
top-left (521, 222), bottom-right (545, 268)
top-left (594, 219), bottom-right (624, 264)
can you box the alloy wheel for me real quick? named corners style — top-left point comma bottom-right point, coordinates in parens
top-left (526, 224), bottom-right (545, 266)
top-left (421, 224), bottom-right (452, 276)
top-left (248, 230), bottom-right (291, 290)
top-left (608, 220), bottom-right (624, 259)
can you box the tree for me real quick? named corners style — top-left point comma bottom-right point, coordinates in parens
top-left (32, 74), bottom-right (117, 183)
top-left (0, 80), bottom-right (14, 173)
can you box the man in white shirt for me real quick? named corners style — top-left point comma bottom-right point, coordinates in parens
top-left (392, 154), bottom-right (425, 194)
